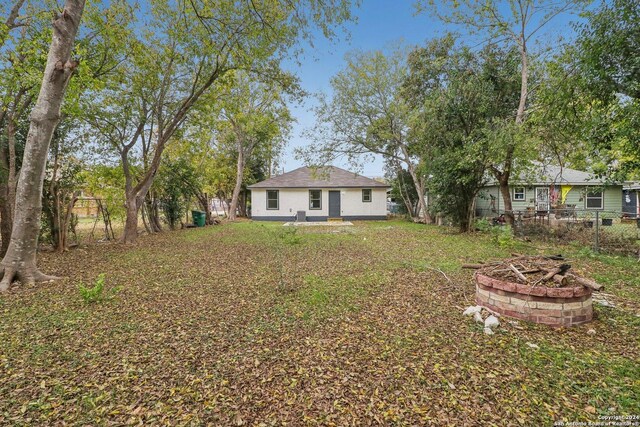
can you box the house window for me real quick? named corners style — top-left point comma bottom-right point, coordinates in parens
top-left (266, 190), bottom-right (279, 210)
top-left (513, 187), bottom-right (525, 201)
top-left (585, 189), bottom-right (603, 209)
top-left (309, 190), bottom-right (322, 210)
top-left (362, 189), bottom-right (372, 202)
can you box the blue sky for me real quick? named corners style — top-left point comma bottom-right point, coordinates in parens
top-left (282, 0), bottom-right (437, 177)
top-left (281, 0), bottom-right (585, 177)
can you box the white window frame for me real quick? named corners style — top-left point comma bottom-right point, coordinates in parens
top-left (362, 188), bottom-right (372, 203)
top-left (266, 190), bottom-right (279, 210)
top-left (309, 189), bottom-right (322, 210)
top-left (512, 187), bottom-right (526, 201)
top-left (585, 189), bottom-right (604, 210)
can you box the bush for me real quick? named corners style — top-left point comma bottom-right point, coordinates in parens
top-left (475, 218), bottom-right (491, 232)
top-left (492, 225), bottom-right (515, 248)
top-left (475, 218), bottom-right (514, 248)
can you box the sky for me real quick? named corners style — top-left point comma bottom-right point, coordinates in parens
top-left (280, 0), bottom-right (585, 178)
top-left (281, 0), bottom-right (438, 178)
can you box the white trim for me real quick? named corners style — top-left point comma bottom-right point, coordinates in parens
top-left (585, 189), bottom-right (604, 210)
top-left (512, 187), bottom-right (526, 201)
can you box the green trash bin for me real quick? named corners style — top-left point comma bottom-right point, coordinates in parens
top-left (192, 210), bottom-right (206, 227)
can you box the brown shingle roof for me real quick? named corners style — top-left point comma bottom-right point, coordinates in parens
top-left (248, 166), bottom-right (390, 189)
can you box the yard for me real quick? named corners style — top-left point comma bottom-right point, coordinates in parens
top-left (1, 221), bottom-right (639, 425)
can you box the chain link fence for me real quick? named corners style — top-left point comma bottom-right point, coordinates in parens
top-left (476, 208), bottom-right (640, 257)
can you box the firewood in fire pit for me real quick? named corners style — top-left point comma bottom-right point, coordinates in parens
top-left (468, 255), bottom-right (603, 290)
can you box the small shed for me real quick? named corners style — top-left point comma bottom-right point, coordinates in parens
top-left (248, 166), bottom-right (390, 221)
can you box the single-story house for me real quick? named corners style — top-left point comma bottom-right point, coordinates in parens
top-left (475, 164), bottom-right (623, 217)
top-left (623, 183), bottom-right (640, 218)
top-left (248, 166), bottom-right (390, 221)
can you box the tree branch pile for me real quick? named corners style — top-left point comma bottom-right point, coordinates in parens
top-left (463, 255), bottom-right (604, 291)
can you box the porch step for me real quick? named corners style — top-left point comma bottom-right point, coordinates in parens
top-left (327, 217), bottom-right (343, 222)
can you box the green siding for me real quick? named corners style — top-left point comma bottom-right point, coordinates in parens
top-left (475, 184), bottom-right (623, 216)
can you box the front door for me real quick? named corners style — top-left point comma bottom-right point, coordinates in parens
top-left (328, 191), bottom-right (341, 218)
top-left (536, 187), bottom-right (550, 211)
top-left (623, 190), bottom-right (637, 217)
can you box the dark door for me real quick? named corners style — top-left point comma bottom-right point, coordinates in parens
top-left (623, 190), bottom-right (637, 217)
top-left (328, 191), bottom-right (341, 218)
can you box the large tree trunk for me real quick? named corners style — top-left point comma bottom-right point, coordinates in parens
top-left (196, 193), bottom-right (212, 225)
top-left (395, 167), bottom-right (415, 217)
top-left (406, 164), bottom-right (430, 223)
top-left (0, 112), bottom-right (19, 256)
top-left (498, 174), bottom-right (514, 223)
top-left (494, 38), bottom-right (527, 227)
top-left (0, 195), bottom-right (12, 256)
top-left (144, 192), bottom-right (161, 233)
top-left (228, 146), bottom-right (244, 221)
top-left (123, 194), bottom-right (142, 244)
top-left (121, 162), bottom-right (160, 243)
top-left (0, 0), bottom-right (85, 291)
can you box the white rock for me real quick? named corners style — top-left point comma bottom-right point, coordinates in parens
top-left (526, 342), bottom-right (539, 350)
top-left (587, 329), bottom-right (596, 335)
top-left (463, 305), bottom-right (482, 316)
top-left (483, 327), bottom-right (494, 335)
top-left (473, 312), bottom-right (484, 323)
top-left (485, 315), bottom-right (500, 329)
top-left (597, 300), bottom-right (615, 308)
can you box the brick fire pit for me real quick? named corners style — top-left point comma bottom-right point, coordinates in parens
top-left (475, 272), bottom-right (593, 327)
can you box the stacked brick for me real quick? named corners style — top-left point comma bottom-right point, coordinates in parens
top-left (475, 273), bottom-right (593, 327)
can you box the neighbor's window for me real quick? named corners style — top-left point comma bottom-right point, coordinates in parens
top-left (585, 190), bottom-right (603, 209)
top-left (513, 187), bottom-right (525, 201)
top-left (309, 189), bottom-right (322, 210)
top-left (266, 190), bottom-right (279, 210)
top-left (362, 189), bottom-right (372, 202)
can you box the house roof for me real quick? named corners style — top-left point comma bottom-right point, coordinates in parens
top-left (487, 163), bottom-right (612, 186)
top-left (248, 166), bottom-right (390, 189)
top-left (526, 164), bottom-right (598, 185)
top-left (624, 182), bottom-right (640, 191)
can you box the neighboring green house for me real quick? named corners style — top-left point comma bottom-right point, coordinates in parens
top-left (475, 164), bottom-right (623, 217)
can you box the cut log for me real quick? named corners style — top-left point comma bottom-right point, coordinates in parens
top-left (552, 274), bottom-right (567, 286)
top-left (567, 274), bottom-right (604, 291)
top-left (541, 264), bottom-right (571, 281)
top-left (462, 264), bottom-right (484, 269)
top-left (509, 264), bottom-right (528, 282)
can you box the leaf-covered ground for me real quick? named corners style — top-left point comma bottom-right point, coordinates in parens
top-left (1, 221), bottom-right (639, 425)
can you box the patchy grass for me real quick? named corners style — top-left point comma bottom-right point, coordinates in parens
top-left (1, 220), bottom-right (638, 425)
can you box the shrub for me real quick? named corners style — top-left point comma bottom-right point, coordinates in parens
top-left (492, 225), bottom-right (515, 248)
top-left (78, 274), bottom-right (120, 304)
top-left (475, 218), bottom-right (491, 232)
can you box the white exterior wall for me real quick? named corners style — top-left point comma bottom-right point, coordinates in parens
top-left (340, 188), bottom-right (387, 216)
top-left (251, 187), bottom-right (387, 219)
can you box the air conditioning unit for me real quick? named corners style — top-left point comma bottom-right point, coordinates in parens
top-left (296, 211), bottom-right (306, 222)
